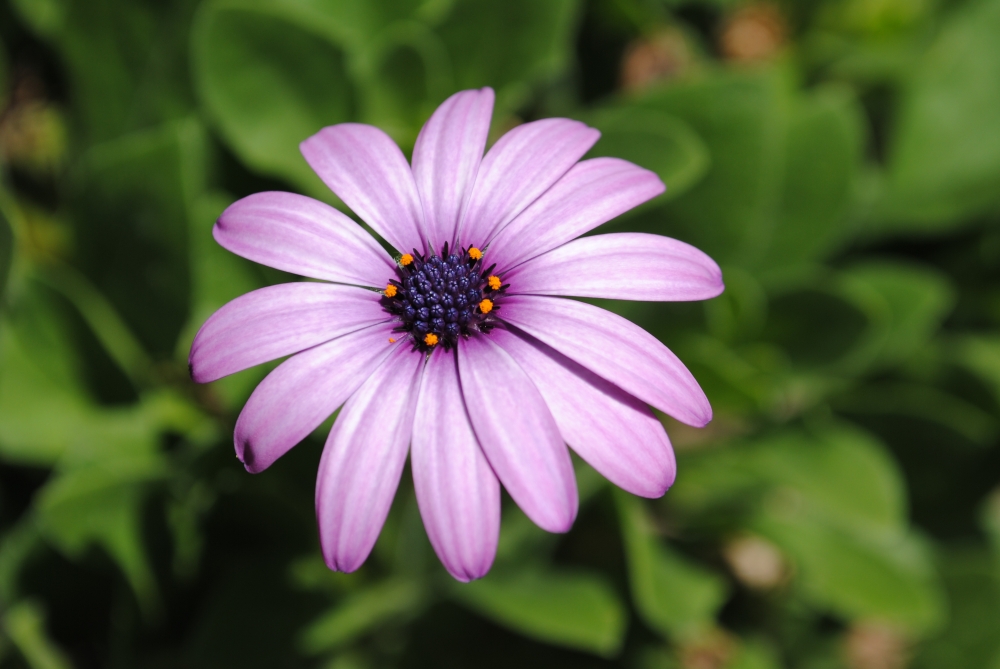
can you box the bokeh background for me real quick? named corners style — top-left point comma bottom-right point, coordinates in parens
top-left (1, 0), bottom-right (1000, 667)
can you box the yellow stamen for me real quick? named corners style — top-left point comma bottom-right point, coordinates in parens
top-left (424, 333), bottom-right (439, 346)
top-left (400, 253), bottom-right (414, 266)
top-left (479, 298), bottom-right (494, 314)
top-left (384, 284), bottom-right (397, 297)
top-left (388, 337), bottom-right (397, 343)
top-left (468, 247), bottom-right (483, 260)
top-left (488, 275), bottom-right (502, 291)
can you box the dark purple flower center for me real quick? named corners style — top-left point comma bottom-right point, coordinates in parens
top-left (381, 243), bottom-right (506, 352)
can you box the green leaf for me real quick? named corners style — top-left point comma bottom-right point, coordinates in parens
top-left (299, 578), bottom-right (426, 653)
top-left (754, 500), bottom-right (944, 633)
top-left (451, 568), bottom-right (628, 657)
top-left (631, 67), bottom-right (789, 267)
top-left (582, 107), bottom-right (709, 203)
top-left (760, 87), bottom-right (865, 273)
top-left (836, 261), bottom-right (955, 371)
top-left (615, 490), bottom-right (728, 640)
top-left (191, 1), bottom-right (355, 196)
top-left (436, 0), bottom-right (580, 113)
top-left (0, 195), bottom-right (13, 301)
top-left (878, 0), bottom-right (1000, 228)
top-left (1, 600), bottom-right (72, 669)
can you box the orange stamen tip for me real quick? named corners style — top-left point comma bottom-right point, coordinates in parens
top-left (424, 333), bottom-right (439, 346)
top-left (488, 275), bottom-right (502, 290)
top-left (400, 254), bottom-right (414, 266)
top-left (388, 337), bottom-right (397, 343)
top-left (479, 298), bottom-right (494, 314)
top-left (468, 247), bottom-right (483, 260)
top-left (384, 284), bottom-right (398, 297)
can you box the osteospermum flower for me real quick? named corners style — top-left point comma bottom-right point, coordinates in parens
top-left (190, 88), bottom-right (723, 581)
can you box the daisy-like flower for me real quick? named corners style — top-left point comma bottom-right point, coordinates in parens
top-left (190, 88), bottom-right (723, 581)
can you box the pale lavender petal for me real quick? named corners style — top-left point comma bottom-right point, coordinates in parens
top-left (316, 344), bottom-right (423, 573)
top-left (234, 322), bottom-right (401, 473)
top-left (500, 295), bottom-right (712, 428)
top-left (190, 283), bottom-right (388, 383)
top-left (506, 233), bottom-right (724, 301)
top-left (492, 327), bottom-right (676, 498)
top-left (486, 158), bottom-right (665, 272)
top-left (214, 192), bottom-right (395, 285)
top-left (458, 119), bottom-right (600, 246)
top-left (412, 348), bottom-right (500, 581)
top-left (412, 88), bottom-right (495, 250)
top-left (457, 335), bottom-right (577, 532)
top-left (301, 124), bottom-right (427, 254)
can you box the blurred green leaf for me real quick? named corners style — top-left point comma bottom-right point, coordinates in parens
top-left (0, 522), bottom-right (42, 603)
top-left (912, 549), bottom-right (1000, 669)
top-left (437, 0), bottom-right (579, 113)
top-left (451, 568), bottom-right (627, 657)
top-left (0, 197), bottom-right (13, 301)
top-left (877, 0), bottom-right (1000, 228)
top-left (616, 490), bottom-right (728, 640)
top-left (754, 497), bottom-right (943, 633)
top-left (583, 107), bottom-right (709, 202)
top-left (836, 261), bottom-right (955, 371)
top-left (299, 578), bottom-right (426, 653)
top-left (1, 600), bottom-right (72, 669)
top-left (954, 335), bottom-right (1000, 406)
top-left (761, 87), bottom-right (865, 273)
top-left (192, 1), bottom-right (355, 197)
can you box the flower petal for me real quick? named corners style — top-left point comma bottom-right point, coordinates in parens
top-left (456, 334), bottom-right (577, 532)
top-left (485, 158), bottom-right (665, 273)
top-left (458, 119), bottom-right (600, 246)
top-left (234, 322), bottom-right (401, 473)
top-left (491, 327), bottom-right (675, 498)
top-left (190, 283), bottom-right (388, 383)
top-left (301, 124), bottom-right (427, 254)
top-left (214, 192), bottom-right (395, 285)
top-left (412, 348), bottom-right (500, 581)
top-left (316, 344), bottom-right (423, 573)
top-left (412, 88), bottom-right (495, 250)
top-left (506, 232), bottom-right (724, 301)
top-left (500, 295), bottom-right (712, 427)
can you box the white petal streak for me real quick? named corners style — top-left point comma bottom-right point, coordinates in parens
top-left (301, 124), bottom-right (427, 254)
top-left (500, 295), bottom-right (712, 427)
top-left (413, 88), bottom-right (495, 249)
top-left (491, 327), bottom-right (676, 498)
top-left (506, 232), bottom-right (724, 301)
top-left (316, 344), bottom-right (424, 573)
top-left (412, 348), bottom-right (500, 581)
top-left (457, 334), bottom-right (578, 533)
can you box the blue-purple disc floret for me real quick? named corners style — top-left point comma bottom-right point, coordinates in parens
top-left (382, 243), bottom-right (506, 351)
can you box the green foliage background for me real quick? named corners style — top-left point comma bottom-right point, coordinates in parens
top-left (1, 0), bottom-right (999, 667)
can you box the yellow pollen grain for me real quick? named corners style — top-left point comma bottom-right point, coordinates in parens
top-left (468, 247), bottom-right (483, 260)
top-left (388, 337), bottom-right (397, 343)
top-left (424, 333), bottom-right (439, 346)
top-left (400, 253), bottom-right (414, 266)
top-left (488, 275), bottom-right (502, 290)
top-left (384, 284), bottom-right (397, 297)
top-left (479, 298), bottom-right (494, 314)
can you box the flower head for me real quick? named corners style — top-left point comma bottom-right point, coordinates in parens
top-left (189, 88), bottom-right (723, 581)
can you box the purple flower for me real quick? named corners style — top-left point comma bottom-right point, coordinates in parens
top-left (189, 88), bottom-right (723, 581)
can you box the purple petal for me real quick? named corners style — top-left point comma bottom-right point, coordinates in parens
top-left (412, 88), bottom-right (495, 250)
top-left (485, 158), bottom-right (665, 273)
top-left (301, 124), bottom-right (427, 254)
top-left (499, 295), bottom-right (712, 427)
top-left (412, 348), bottom-right (500, 581)
top-left (214, 192), bottom-right (395, 285)
top-left (491, 327), bottom-right (676, 498)
top-left (234, 322), bottom-right (402, 473)
top-left (456, 335), bottom-right (577, 533)
top-left (457, 119), bottom-right (600, 246)
top-left (506, 232), bottom-right (724, 301)
top-left (190, 283), bottom-right (388, 383)
top-left (316, 344), bottom-right (423, 573)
